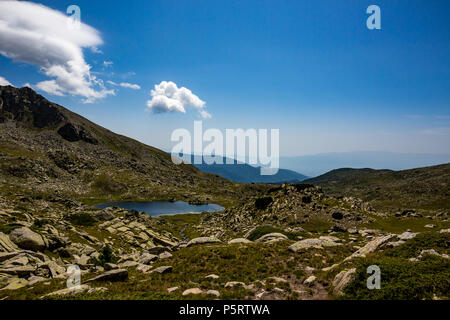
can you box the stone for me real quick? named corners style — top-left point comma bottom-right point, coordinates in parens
top-left (205, 274), bottom-right (219, 279)
top-left (0, 232), bottom-right (19, 252)
top-left (182, 288), bottom-right (203, 296)
top-left (167, 286), bottom-right (179, 293)
top-left (9, 227), bottom-right (46, 252)
top-left (151, 266), bottom-right (172, 274)
top-left (228, 238), bottom-right (252, 244)
top-left (139, 253), bottom-right (158, 265)
top-left (206, 289), bottom-right (220, 297)
top-left (103, 263), bottom-right (118, 271)
top-left (347, 234), bottom-right (394, 260)
top-left (424, 224), bottom-right (437, 229)
top-left (288, 237), bottom-right (340, 252)
top-left (439, 228), bottom-right (450, 233)
top-left (85, 269), bottom-right (128, 282)
top-left (304, 276), bottom-right (317, 286)
top-left (255, 233), bottom-right (288, 243)
top-left (332, 268), bottom-right (356, 296)
top-left (159, 251), bottom-right (172, 260)
top-left (397, 231), bottom-right (418, 241)
top-left (41, 285), bottom-right (91, 298)
top-left (147, 246), bottom-right (170, 255)
top-left (186, 237), bottom-right (221, 247)
top-left (0, 278), bottom-right (28, 290)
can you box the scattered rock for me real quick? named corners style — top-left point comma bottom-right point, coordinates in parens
top-left (182, 288), bottom-right (203, 296)
top-left (255, 233), bottom-right (288, 243)
top-left (332, 268), bottom-right (356, 296)
top-left (186, 237), bottom-right (221, 247)
top-left (303, 276), bottom-right (316, 286)
top-left (228, 238), bottom-right (252, 244)
top-left (151, 266), bottom-right (172, 274)
top-left (206, 289), bottom-right (220, 297)
top-left (9, 227), bottom-right (46, 252)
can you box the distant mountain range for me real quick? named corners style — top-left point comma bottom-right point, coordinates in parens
top-left (281, 151), bottom-right (450, 177)
top-left (181, 155), bottom-right (308, 184)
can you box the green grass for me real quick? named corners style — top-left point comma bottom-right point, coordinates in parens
top-left (337, 232), bottom-right (450, 300)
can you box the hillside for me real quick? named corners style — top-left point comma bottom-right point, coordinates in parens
top-left (193, 157), bottom-right (308, 183)
top-left (0, 85), bottom-right (267, 206)
top-left (304, 164), bottom-right (450, 211)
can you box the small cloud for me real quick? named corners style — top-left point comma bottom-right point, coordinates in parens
top-left (0, 75), bottom-right (12, 86)
top-left (103, 60), bottom-right (113, 67)
top-left (91, 46), bottom-right (103, 54)
top-left (120, 82), bottom-right (141, 90)
top-left (106, 80), bottom-right (118, 86)
top-left (146, 81), bottom-right (211, 118)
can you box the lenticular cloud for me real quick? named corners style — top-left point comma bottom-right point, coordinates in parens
top-left (146, 81), bottom-right (211, 118)
top-left (0, 1), bottom-right (114, 103)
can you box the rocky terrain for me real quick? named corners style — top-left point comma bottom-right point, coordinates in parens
top-left (0, 85), bottom-right (448, 300)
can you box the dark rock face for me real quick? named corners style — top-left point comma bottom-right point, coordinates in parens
top-left (57, 122), bottom-right (98, 144)
top-left (0, 86), bottom-right (65, 128)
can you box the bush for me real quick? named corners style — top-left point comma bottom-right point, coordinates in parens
top-left (255, 197), bottom-right (273, 210)
top-left (97, 245), bottom-right (117, 266)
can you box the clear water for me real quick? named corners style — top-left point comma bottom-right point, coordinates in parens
top-left (94, 200), bottom-right (224, 217)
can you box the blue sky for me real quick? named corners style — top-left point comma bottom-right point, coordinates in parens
top-left (0, 0), bottom-right (449, 156)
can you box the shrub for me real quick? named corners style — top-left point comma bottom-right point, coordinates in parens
top-left (255, 197), bottom-right (273, 210)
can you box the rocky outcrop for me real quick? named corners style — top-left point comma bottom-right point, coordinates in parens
top-left (332, 268), bottom-right (357, 296)
top-left (289, 236), bottom-right (341, 252)
top-left (186, 237), bottom-right (221, 247)
top-left (9, 227), bottom-right (46, 252)
top-left (255, 233), bottom-right (288, 243)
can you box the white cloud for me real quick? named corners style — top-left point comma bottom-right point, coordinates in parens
top-left (103, 60), bottom-right (113, 67)
top-left (120, 82), bottom-right (140, 90)
top-left (0, 1), bottom-right (114, 103)
top-left (146, 81), bottom-right (211, 118)
top-left (107, 80), bottom-right (118, 86)
top-left (0, 75), bottom-right (12, 86)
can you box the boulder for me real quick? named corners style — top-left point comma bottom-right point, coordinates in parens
top-left (288, 237), bottom-right (340, 252)
top-left (9, 227), bottom-right (46, 252)
top-left (186, 237), bottom-right (221, 247)
top-left (0, 278), bottom-right (28, 291)
top-left (206, 289), bottom-right (220, 297)
top-left (182, 288), bottom-right (203, 296)
top-left (41, 284), bottom-right (91, 298)
top-left (332, 268), bottom-right (356, 296)
top-left (346, 234), bottom-right (394, 260)
top-left (159, 251), bottom-right (172, 260)
top-left (85, 269), bottom-right (128, 282)
top-left (255, 233), bottom-right (288, 243)
top-left (0, 232), bottom-right (19, 252)
top-left (103, 263), bottom-right (118, 271)
top-left (303, 276), bottom-right (316, 286)
top-left (151, 266), bottom-right (172, 274)
top-left (139, 253), bottom-right (158, 265)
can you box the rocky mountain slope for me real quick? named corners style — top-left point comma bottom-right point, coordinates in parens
top-left (0, 85), bottom-right (266, 206)
top-left (0, 85), bottom-right (448, 300)
top-left (304, 164), bottom-right (450, 211)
